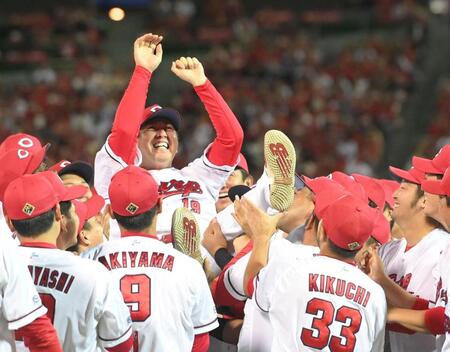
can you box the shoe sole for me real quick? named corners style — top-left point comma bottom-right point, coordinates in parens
top-left (264, 130), bottom-right (296, 212)
top-left (172, 208), bottom-right (203, 264)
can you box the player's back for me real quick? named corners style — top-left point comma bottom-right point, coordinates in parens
top-left (268, 255), bottom-right (386, 352)
top-left (17, 245), bottom-right (131, 352)
top-left (88, 235), bottom-right (218, 352)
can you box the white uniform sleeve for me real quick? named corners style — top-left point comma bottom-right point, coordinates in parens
top-left (191, 261), bottom-right (219, 334)
top-left (94, 265), bottom-right (133, 348)
top-left (181, 145), bottom-right (235, 201)
top-left (224, 252), bottom-right (251, 301)
top-left (94, 138), bottom-right (142, 201)
top-left (371, 324), bottom-right (386, 352)
top-left (1, 244), bottom-right (47, 330)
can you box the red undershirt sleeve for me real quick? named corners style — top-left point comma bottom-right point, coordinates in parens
top-left (16, 315), bottom-right (62, 352)
top-left (105, 334), bottom-right (134, 352)
top-left (194, 80), bottom-right (243, 167)
top-left (412, 297), bottom-right (430, 310)
top-left (424, 307), bottom-right (446, 335)
top-left (191, 332), bottom-right (210, 352)
top-left (109, 65), bottom-right (152, 164)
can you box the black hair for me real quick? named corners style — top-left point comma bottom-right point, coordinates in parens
top-left (447, 196), bottom-right (450, 207)
top-left (114, 208), bottom-right (157, 232)
top-left (12, 207), bottom-right (56, 237)
top-left (59, 200), bottom-right (73, 218)
top-left (327, 238), bottom-right (358, 259)
top-left (236, 168), bottom-right (250, 181)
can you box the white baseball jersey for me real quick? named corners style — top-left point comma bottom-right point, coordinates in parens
top-left (435, 240), bottom-right (450, 351)
top-left (379, 228), bottom-right (450, 352)
top-left (83, 234), bottom-right (219, 352)
top-left (17, 244), bottom-right (132, 352)
top-left (265, 255), bottom-right (386, 352)
top-left (0, 203), bottom-right (17, 244)
top-left (95, 140), bottom-right (234, 241)
top-left (238, 237), bottom-right (319, 352)
top-left (0, 241), bottom-right (46, 352)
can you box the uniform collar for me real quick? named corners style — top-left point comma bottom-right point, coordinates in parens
top-left (20, 242), bottom-right (58, 249)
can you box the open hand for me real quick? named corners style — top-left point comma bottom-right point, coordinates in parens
top-left (171, 57), bottom-right (207, 86)
top-left (232, 197), bottom-right (281, 241)
top-left (134, 33), bottom-right (163, 72)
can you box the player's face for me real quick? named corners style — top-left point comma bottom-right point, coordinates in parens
top-left (216, 169), bottom-right (247, 212)
top-left (80, 216), bottom-right (104, 252)
top-left (57, 202), bottom-right (80, 250)
top-left (391, 181), bottom-right (422, 222)
top-left (423, 174), bottom-right (446, 226)
top-left (138, 120), bottom-right (178, 170)
top-left (60, 174), bottom-right (92, 202)
top-left (277, 187), bottom-right (315, 233)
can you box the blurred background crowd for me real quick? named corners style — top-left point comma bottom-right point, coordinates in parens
top-left (0, 0), bottom-right (449, 177)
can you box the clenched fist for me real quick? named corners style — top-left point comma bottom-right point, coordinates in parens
top-left (171, 57), bottom-right (207, 86)
top-left (134, 33), bottom-right (163, 72)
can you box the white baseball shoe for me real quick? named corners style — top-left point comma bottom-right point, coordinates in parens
top-left (172, 207), bottom-right (204, 264)
top-left (264, 130), bottom-right (296, 212)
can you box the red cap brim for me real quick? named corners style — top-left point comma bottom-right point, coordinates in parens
top-left (25, 144), bottom-right (49, 174)
top-left (389, 166), bottom-right (418, 184)
top-left (421, 179), bottom-right (447, 196)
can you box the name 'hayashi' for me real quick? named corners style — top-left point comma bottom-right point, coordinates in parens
top-left (308, 273), bottom-right (371, 307)
top-left (98, 251), bottom-right (175, 272)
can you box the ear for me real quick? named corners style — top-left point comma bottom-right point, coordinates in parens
top-left (55, 204), bottom-right (63, 222)
top-left (78, 230), bottom-right (90, 246)
top-left (5, 216), bottom-right (15, 233)
top-left (245, 175), bottom-right (254, 187)
top-left (156, 198), bottom-right (162, 215)
top-left (317, 220), bottom-right (327, 244)
top-left (106, 204), bottom-right (115, 219)
top-left (419, 194), bottom-right (427, 210)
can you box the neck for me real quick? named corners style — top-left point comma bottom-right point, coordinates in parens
top-left (397, 213), bottom-right (435, 246)
top-left (18, 225), bottom-right (59, 247)
top-left (319, 245), bottom-right (355, 265)
top-left (119, 223), bottom-right (156, 237)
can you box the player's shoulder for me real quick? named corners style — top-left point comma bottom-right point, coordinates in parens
top-left (427, 228), bottom-right (450, 243)
top-left (379, 237), bottom-right (405, 260)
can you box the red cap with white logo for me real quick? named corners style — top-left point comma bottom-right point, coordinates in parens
top-left (0, 133), bottom-right (49, 174)
top-left (412, 145), bottom-right (450, 175)
top-left (141, 104), bottom-right (182, 131)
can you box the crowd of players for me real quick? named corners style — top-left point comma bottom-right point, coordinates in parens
top-left (0, 32), bottom-right (450, 352)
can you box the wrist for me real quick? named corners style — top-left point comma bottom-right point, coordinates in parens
top-left (192, 77), bottom-right (208, 87)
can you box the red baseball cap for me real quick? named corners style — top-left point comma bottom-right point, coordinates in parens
top-left (0, 133), bottom-right (49, 174)
top-left (237, 153), bottom-right (249, 173)
top-left (372, 209), bottom-right (390, 245)
top-left (313, 187), bottom-right (350, 218)
top-left (389, 166), bottom-right (425, 185)
top-left (377, 179), bottom-right (400, 208)
top-left (412, 145), bottom-right (450, 175)
top-left (109, 166), bottom-right (159, 216)
top-left (421, 167), bottom-right (450, 197)
top-left (49, 160), bottom-right (94, 185)
top-left (303, 176), bottom-right (344, 196)
top-left (3, 174), bottom-right (58, 220)
top-left (73, 194), bottom-right (105, 234)
top-left (352, 174), bottom-right (386, 209)
top-left (317, 194), bottom-right (374, 251)
top-left (328, 171), bottom-right (368, 203)
top-left (141, 104), bottom-right (181, 131)
top-left (40, 171), bottom-right (87, 202)
top-left (0, 150), bottom-right (35, 201)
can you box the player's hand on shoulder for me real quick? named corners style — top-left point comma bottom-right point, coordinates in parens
top-left (232, 196), bottom-right (281, 241)
top-left (171, 56), bottom-right (207, 86)
top-left (202, 218), bottom-right (227, 256)
top-left (134, 33), bottom-right (163, 72)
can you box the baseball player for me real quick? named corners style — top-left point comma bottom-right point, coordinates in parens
top-left (94, 33), bottom-right (243, 248)
top-left (376, 164), bottom-right (450, 351)
top-left (3, 173), bottom-right (133, 352)
top-left (0, 133), bottom-right (49, 242)
top-left (0, 239), bottom-right (61, 352)
top-left (235, 191), bottom-right (386, 351)
top-left (85, 166), bottom-right (218, 351)
top-left (49, 160), bottom-right (94, 201)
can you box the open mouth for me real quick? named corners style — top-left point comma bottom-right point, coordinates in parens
top-left (218, 192), bottom-right (229, 199)
top-left (153, 142), bottom-right (169, 150)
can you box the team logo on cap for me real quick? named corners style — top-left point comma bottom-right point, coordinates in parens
top-left (347, 241), bottom-right (360, 250)
top-left (22, 203), bottom-right (35, 216)
top-left (126, 202), bottom-right (139, 214)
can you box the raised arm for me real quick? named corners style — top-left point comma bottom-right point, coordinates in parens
top-left (109, 33), bottom-right (163, 164)
top-left (171, 57), bottom-right (243, 166)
